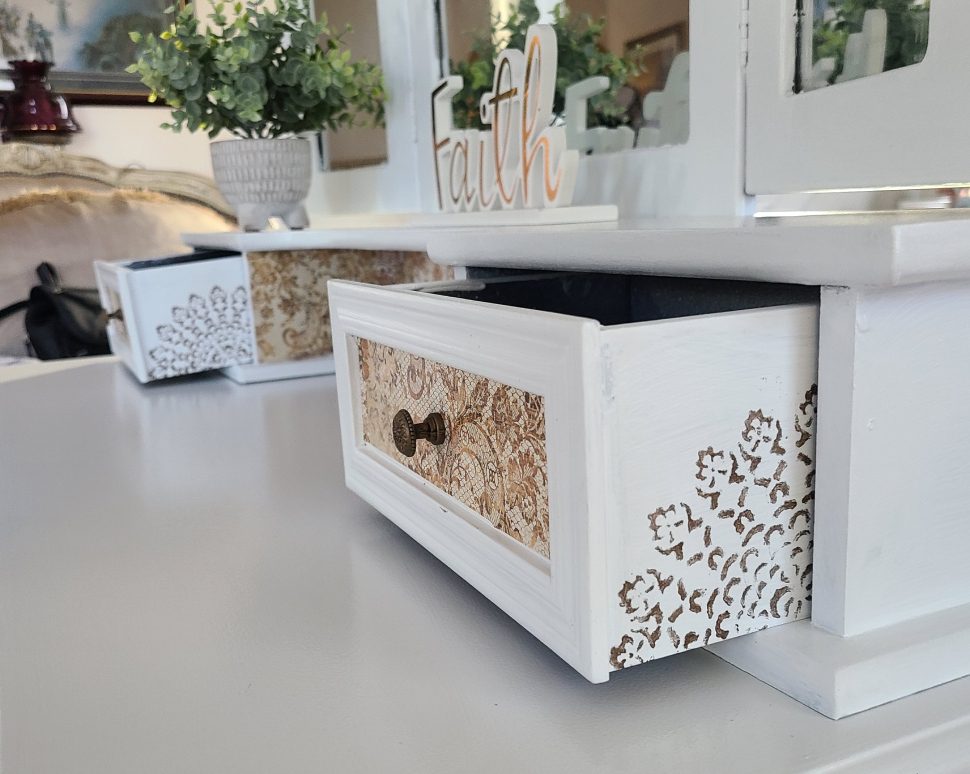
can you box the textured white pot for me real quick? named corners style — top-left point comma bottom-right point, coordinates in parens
top-left (210, 137), bottom-right (312, 231)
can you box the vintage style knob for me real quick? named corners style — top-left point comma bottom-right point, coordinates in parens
top-left (392, 409), bottom-right (446, 457)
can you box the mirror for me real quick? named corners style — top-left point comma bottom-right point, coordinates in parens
top-left (314, 0), bottom-right (388, 170)
top-left (442, 0), bottom-right (690, 152)
top-left (798, 0), bottom-right (931, 92)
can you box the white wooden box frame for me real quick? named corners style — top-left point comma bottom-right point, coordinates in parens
top-left (315, 0), bottom-right (970, 216)
top-left (746, 0), bottom-right (970, 194)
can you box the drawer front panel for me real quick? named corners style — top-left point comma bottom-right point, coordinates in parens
top-left (248, 250), bottom-right (451, 364)
top-left (356, 337), bottom-right (550, 559)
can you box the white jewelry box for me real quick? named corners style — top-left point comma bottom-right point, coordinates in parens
top-left (95, 248), bottom-right (452, 384)
top-left (330, 273), bottom-right (819, 682)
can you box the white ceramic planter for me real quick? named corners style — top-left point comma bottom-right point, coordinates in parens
top-left (210, 138), bottom-right (312, 231)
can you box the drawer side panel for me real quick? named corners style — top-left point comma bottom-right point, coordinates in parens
top-left (356, 337), bottom-right (550, 559)
top-left (602, 305), bottom-right (819, 671)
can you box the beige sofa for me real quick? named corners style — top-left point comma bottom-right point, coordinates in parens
top-left (0, 143), bottom-right (235, 355)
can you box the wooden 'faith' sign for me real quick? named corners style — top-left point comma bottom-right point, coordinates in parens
top-left (431, 24), bottom-right (578, 212)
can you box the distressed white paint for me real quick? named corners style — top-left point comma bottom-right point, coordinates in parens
top-left (715, 280), bottom-right (970, 714)
top-left (331, 278), bottom-right (604, 680)
top-left (191, 209), bottom-right (970, 714)
top-left (746, 0), bottom-right (970, 193)
top-left (603, 305), bottom-right (818, 665)
top-left (417, 211), bottom-right (970, 716)
top-left (329, 278), bottom-right (818, 681)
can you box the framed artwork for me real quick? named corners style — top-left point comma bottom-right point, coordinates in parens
top-left (0, 0), bottom-right (178, 104)
top-left (626, 23), bottom-right (689, 98)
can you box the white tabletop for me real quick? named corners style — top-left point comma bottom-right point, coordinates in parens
top-left (2, 362), bottom-right (969, 773)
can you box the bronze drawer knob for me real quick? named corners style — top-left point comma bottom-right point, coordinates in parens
top-left (392, 409), bottom-right (446, 457)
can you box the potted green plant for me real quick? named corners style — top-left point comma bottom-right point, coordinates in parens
top-left (129, 0), bottom-right (385, 230)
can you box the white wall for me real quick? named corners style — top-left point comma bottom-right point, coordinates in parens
top-left (67, 106), bottom-right (215, 176)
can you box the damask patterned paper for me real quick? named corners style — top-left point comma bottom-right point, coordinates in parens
top-left (356, 338), bottom-right (550, 559)
top-left (610, 385), bottom-right (818, 668)
top-left (248, 250), bottom-right (450, 363)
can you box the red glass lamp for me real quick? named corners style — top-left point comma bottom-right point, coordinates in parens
top-left (1, 60), bottom-right (80, 144)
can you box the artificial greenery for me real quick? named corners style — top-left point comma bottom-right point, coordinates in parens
top-left (812, 0), bottom-right (930, 84)
top-left (129, 0), bottom-right (385, 139)
top-left (450, 0), bottom-right (637, 130)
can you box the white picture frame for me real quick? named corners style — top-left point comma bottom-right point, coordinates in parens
top-left (747, 0), bottom-right (969, 194)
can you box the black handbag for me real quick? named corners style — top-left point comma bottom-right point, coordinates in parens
top-left (0, 262), bottom-right (110, 360)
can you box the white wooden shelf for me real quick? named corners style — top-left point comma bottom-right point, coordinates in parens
top-left (183, 223), bottom-right (433, 253)
top-left (183, 206), bottom-right (618, 254)
top-left (425, 211), bottom-right (970, 287)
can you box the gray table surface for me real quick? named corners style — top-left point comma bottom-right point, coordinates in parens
top-left (2, 363), bottom-right (969, 774)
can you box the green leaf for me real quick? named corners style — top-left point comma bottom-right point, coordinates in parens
top-left (127, 0), bottom-right (384, 136)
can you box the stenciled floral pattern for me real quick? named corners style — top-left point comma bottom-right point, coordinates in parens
top-left (610, 385), bottom-right (818, 669)
top-left (146, 285), bottom-right (253, 379)
top-left (357, 338), bottom-right (550, 559)
top-left (248, 249), bottom-right (450, 363)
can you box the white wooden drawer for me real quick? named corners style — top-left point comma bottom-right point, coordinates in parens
top-left (96, 249), bottom-right (454, 384)
top-left (330, 274), bottom-right (819, 683)
top-left (95, 252), bottom-right (254, 383)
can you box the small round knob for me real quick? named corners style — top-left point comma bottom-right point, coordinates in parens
top-left (392, 409), bottom-right (446, 457)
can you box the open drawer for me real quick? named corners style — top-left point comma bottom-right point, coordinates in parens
top-left (329, 273), bottom-right (819, 683)
top-left (95, 251), bottom-right (253, 383)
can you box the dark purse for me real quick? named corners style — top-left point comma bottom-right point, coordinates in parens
top-left (0, 262), bottom-right (110, 360)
